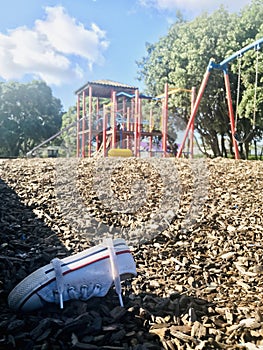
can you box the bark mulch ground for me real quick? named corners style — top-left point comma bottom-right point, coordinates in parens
top-left (0, 157), bottom-right (262, 350)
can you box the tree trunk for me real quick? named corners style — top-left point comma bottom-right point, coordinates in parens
top-left (228, 132), bottom-right (235, 158)
top-left (244, 142), bottom-right (250, 160)
top-left (239, 143), bottom-right (245, 159)
top-left (254, 140), bottom-right (258, 160)
top-left (201, 135), bottom-right (209, 156)
top-left (210, 131), bottom-right (221, 157)
top-left (194, 135), bottom-right (210, 157)
top-left (220, 134), bottom-right (227, 157)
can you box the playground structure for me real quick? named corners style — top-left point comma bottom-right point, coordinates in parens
top-left (177, 37), bottom-right (263, 160)
top-left (75, 80), bottom-right (196, 158)
top-left (26, 39), bottom-right (262, 159)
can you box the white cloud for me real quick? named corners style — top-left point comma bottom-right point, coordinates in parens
top-left (139, 0), bottom-right (252, 14)
top-left (0, 6), bottom-right (109, 86)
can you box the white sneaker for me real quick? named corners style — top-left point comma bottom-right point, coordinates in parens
top-left (8, 238), bottom-right (136, 312)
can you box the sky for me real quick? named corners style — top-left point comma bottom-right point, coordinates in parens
top-left (0, 0), bottom-right (253, 111)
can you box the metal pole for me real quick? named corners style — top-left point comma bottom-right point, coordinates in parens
top-left (149, 107), bottom-right (153, 157)
top-left (111, 91), bottom-right (117, 148)
top-left (88, 86), bottom-right (92, 157)
top-left (127, 106), bottom-right (130, 150)
top-left (177, 69), bottom-right (212, 158)
top-left (27, 118), bottom-right (83, 156)
top-left (189, 87), bottom-right (196, 158)
top-left (123, 96), bottom-right (126, 120)
top-left (103, 104), bottom-right (107, 157)
top-left (82, 90), bottom-right (86, 158)
top-left (134, 90), bottom-right (139, 157)
top-left (138, 94), bottom-right (142, 157)
top-left (162, 83), bottom-right (168, 157)
top-left (219, 37), bottom-right (263, 67)
top-left (223, 70), bottom-right (240, 159)
top-left (122, 96), bottom-right (126, 149)
top-left (96, 97), bottom-right (99, 151)
top-left (76, 94), bottom-right (80, 157)
top-left (131, 98), bottom-right (134, 132)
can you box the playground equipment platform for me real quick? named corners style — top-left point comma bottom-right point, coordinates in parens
top-left (75, 80), bottom-right (195, 158)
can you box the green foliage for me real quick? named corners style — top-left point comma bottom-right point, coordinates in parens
top-left (0, 81), bottom-right (63, 157)
top-left (137, 0), bottom-right (263, 158)
top-left (60, 106), bottom-right (77, 156)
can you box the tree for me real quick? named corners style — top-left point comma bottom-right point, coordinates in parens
top-left (137, 7), bottom-right (237, 157)
top-left (0, 81), bottom-right (63, 157)
top-left (233, 3), bottom-right (263, 158)
top-left (137, 1), bottom-right (263, 158)
top-left (60, 106), bottom-right (77, 157)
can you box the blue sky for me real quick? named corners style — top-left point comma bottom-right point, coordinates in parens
top-left (0, 0), bottom-right (252, 110)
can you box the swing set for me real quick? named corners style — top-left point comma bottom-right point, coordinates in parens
top-left (177, 37), bottom-right (263, 159)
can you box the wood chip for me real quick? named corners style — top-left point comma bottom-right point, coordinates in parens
top-left (1, 157), bottom-right (263, 349)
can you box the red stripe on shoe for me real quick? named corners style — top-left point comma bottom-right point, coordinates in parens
top-left (18, 250), bottom-right (131, 311)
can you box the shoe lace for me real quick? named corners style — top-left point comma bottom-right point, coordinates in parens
top-left (68, 283), bottom-right (102, 301)
top-left (51, 258), bottom-right (64, 309)
top-left (52, 258), bottom-right (102, 308)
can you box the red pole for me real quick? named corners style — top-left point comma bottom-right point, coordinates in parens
top-left (127, 106), bottom-right (130, 150)
top-left (138, 94), bottom-right (142, 157)
top-left (134, 90), bottom-right (139, 157)
top-left (96, 97), bottom-right (99, 151)
top-left (122, 96), bottom-right (126, 148)
top-left (123, 96), bottom-right (126, 120)
top-left (224, 71), bottom-right (240, 159)
top-left (189, 86), bottom-right (196, 158)
top-left (111, 91), bottom-right (117, 148)
top-left (162, 83), bottom-right (168, 157)
top-left (82, 90), bottom-right (86, 158)
top-left (76, 94), bottom-right (80, 157)
top-left (103, 104), bottom-right (107, 157)
top-left (177, 70), bottom-right (211, 158)
top-left (88, 86), bottom-right (92, 157)
top-left (149, 107), bottom-right (153, 157)
top-left (131, 98), bottom-right (134, 132)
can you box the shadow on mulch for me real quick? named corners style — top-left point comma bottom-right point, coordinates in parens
top-left (0, 179), bottom-right (213, 350)
top-left (0, 286), bottom-right (213, 350)
top-left (0, 177), bottom-right (70, 334)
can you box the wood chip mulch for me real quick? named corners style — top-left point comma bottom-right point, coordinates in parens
top-left (0, 157), bottom-right (263, 350)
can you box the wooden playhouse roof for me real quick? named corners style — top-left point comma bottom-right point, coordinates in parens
top-left (75, 79), bottom-right (138, 98)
